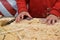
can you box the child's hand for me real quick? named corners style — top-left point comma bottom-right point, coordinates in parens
top-left (15, 12), bottom-right (32, 22)
top-left (44, 14), bottom-right (59, 24)
top-left (0, 15), bottom-right (2, 18)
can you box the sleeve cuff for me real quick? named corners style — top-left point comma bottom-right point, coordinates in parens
top-left (18, 7), bottom-right (27, 14)
top-left (50, 9), bottom-right (60, 17)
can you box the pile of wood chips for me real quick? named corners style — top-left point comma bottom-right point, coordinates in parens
top-left (0, 18), bottom-right (60, 40)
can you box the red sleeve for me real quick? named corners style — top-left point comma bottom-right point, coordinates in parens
top-left (16, 0), bottom-right (27, 14)
top-left (50, 0), bottom-right (60, 17)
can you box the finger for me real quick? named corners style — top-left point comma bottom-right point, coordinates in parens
top-left (15, 16), bottom-right (21, 23)
top-left (52, 19), bottom-right (55, 25)
top-left (15, 18), bottom-right (18, 23)
top-left (27, 14), bottom-right (32, 18)
top-left (0, 15), bottom-right (2, 18)
top-left (21, 15), bottom-right (24, 20)
top-left (41, 19), bottom-right (46, 24)
top-left (52, 19), bottom-right (58, 24)
top-left (15, 17), bottom-right (19, 23)
top-left (44, 18), bottom-right (49, 24)
top-left (47, 19), bottom-right (52, 25)
top-left (57, 19), bottom-right (59, 22)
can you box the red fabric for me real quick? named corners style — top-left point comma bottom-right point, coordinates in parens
top-left (16, 0), bottom-right (27, 13)
top-left (16, 0), bottom-right (60, 17)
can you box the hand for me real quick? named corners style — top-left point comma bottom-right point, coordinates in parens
top-left (0, 15), bottom-right (2, 18)
top-left (15, 12), bottom-right (32, 22)
top-left (44, 14), bottom-right (59, 24)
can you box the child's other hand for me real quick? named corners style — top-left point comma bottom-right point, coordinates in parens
top-left (44, 14), bottom-right (59, 25)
